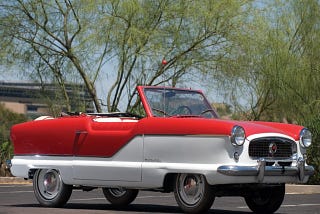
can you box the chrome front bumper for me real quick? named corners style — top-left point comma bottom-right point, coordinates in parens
top-left (217, 158), bottom-right (315, 182)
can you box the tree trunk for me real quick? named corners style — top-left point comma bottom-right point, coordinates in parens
top-left (68, 53), bottom-right (102, 113)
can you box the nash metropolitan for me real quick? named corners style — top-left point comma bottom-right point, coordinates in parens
top-left (9, 86), bottom-right (314, 213)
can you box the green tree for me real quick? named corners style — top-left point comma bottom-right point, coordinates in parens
top-left (100, 0), bottom-right (251, 112)
top-left (214, 0), bottom-right (320, 183)
top-left (304, 116), bottom-right (320, 184)
top-left (0, 0), bottom-right (252, 113)
top-left (0, 0), bottom-right (103, 112)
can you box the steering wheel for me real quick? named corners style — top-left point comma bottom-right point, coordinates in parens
top-left (200, 109), bottom-right (216, 118)
top-left (172, 106), bottom-right (192, 115)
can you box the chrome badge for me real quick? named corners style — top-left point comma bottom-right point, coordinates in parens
top-left (269, 143), bottom-right (277, 155)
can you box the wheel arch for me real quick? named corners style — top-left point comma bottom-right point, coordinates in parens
top-left (162, 173), bottom-right (177, 192)
top-left (28, 168), bottom-right (37, 179)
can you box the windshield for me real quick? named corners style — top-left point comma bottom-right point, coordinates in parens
top-left (144, 88), bottom-right (217, 118)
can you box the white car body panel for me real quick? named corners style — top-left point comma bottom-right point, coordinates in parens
top-left (11, 133), bottom-right (311, 188)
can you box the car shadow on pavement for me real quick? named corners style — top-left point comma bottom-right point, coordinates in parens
top-left (66, 203), bottom-right (254, 214)
top-left (9, 203), bottom-right (254, 214)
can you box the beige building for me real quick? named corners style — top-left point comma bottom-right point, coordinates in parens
top-left (0, 82), bottom-right (93, 119)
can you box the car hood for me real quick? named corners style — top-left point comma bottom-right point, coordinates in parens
top-left (138, 117), bottom-right (304, 141)
top-left (235, 120), bottom-right (303, 140)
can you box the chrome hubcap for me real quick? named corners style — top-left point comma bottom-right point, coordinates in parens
top-left (108, 187), bottom-right (127, 197)
top-left (37, 169), bottom-right (61, 199)
top-left (177, 174), bottom-right (204, 206)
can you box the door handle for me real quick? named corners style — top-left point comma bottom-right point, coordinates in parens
top-left (75, 130), bottom-right (88, 135)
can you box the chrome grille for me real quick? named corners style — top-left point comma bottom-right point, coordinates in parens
top-left (249, 137), bottom-right (295, 159)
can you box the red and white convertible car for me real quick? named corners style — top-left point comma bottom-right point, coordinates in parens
top-left (10, 86), bottom-right (314, 213)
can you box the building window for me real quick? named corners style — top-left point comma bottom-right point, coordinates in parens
top-left (27, 105), bottom-right (38, 112)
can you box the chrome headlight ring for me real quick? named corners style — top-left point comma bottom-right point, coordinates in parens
top-left (231, 125), bottom-right (245, 146)
top-left (299, 128), bottom-right (312, 148)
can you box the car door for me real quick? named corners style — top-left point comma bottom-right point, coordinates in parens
top-left (72, 117), bottom-right (143, 182)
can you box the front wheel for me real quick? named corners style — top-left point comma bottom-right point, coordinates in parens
top-left (102, 187), bottom-right (139, 206)
top-left (245, 184), bottom-right (285, 214)
top-left (174, 174), bottom-right (215, 213)
top-left (33, 169), bottom-right (72, 207)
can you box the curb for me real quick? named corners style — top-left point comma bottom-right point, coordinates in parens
top-left (0, 177), bottom-right (319, 194)
top-left (0, 177), bottom-right (31, 185)
top-left (285, 184), bottom-right (320, 194)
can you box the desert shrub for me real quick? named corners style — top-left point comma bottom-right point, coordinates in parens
top-left (0, 104), bottom-right (27, 176)
top-left (304, 115), bottom-right (320, 184)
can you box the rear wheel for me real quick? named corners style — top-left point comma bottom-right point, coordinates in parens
top-left (33, 169), bottom-right (72, 207)
top-left (174, 173), bottom-right (215, 213)
top-left (245, 184), bottom-right (285, 214)
top-left (102, 187), bottom-right (139, 206)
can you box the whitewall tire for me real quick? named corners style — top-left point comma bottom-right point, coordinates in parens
top-left (33, 169), bottom-right (72, 207)
top-left (174, 173), bottom-right (215, 213)
top-left (102, 187), bottom-right (139, 206)
top-left (245, 184), bottom-right (285, 214)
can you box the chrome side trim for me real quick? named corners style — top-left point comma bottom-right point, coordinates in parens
top-left (217, 158), bottom-right (314, 182)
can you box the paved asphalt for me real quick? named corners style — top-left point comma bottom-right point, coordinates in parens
top-left (0, 178), bottom-right (319, 214)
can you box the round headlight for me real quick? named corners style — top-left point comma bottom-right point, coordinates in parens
top-left (300, 128), bottom-right (312, 148)
top-left (231, 125), bottom-right (245, 146)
